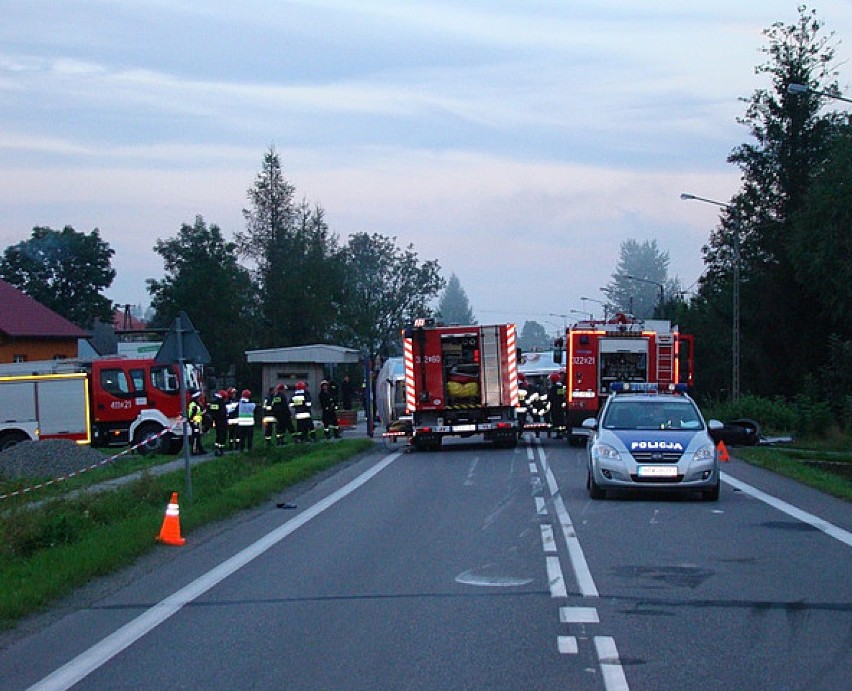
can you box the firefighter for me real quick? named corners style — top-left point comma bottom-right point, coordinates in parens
top-left (262, 387), bottom-right (277, 445)
top-left (548, 371), bottom-right (567, 439)
top-left (237, 389), bottom-right (256, 451)
top-left (226, 387), bottom-right (240, 451)
top-left (517, 373), bottom-right (529, 438)
top-left (291, 381), bottom-right (314, 442)
top-left (207, 389), bottom-right (229, 456)
top-left (187, 391), bottom-right (206, 455)
top-left (527, 377), bottom-right (550, 437)
top-left (271, 383), bottom-right (293, 445)
top-left (319, 379), bottom-right (340, 439)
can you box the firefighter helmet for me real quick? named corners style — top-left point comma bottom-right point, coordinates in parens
top-left (241, 389), bottom-right (251, 399)
top-left (518, 373), bottom-right (527, 384)
top-left (549, 371), bottom-right (561, 383)
top-left (274, 383), bottom-right (286, 393)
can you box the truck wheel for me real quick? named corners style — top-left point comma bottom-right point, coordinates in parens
top-left (134, 424), bottom-right (169, 456)
top-left (0, 431), bottom-right (29, 452)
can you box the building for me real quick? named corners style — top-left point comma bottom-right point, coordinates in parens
top-left (0, 278), bottom-right (89, 364)
top-left (245, 344), bottom-right (362, 397)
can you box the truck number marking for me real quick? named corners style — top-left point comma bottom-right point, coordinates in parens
top-left (572, 356), bottom-right (596, 366)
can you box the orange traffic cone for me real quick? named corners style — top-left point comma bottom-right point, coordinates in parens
top-left (716, 440), bottom-right (731, 462)
top-left (157, 492), bottom-right (186, 546)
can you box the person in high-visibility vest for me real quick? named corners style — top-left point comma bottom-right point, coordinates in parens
top-left (517, 373), bottom-right (529, 438)
top-left (226, 387), bottom-right (239, 450)
top-left (237, 389), bottom-right (256, 451)
top-left (548, 371), bottom-right (567, 439)
top-left (187, 391), bottom-right (206, 455)
top-left (262, 387), bottom-right (277, 445)
top-left (291, 381), bottom-right (314, 442)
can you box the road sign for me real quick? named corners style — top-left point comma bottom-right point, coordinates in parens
top-left (155, 311), bottom-right (211, 365)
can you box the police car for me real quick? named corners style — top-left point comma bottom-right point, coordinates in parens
top-left (582, 383), bottom-right (724, 501)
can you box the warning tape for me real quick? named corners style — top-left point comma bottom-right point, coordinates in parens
top-left (0, 426), bottom-right (174, 502)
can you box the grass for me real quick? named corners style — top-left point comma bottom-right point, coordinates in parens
top-left (0, 437), bottom-right (374, 630)
top-left (734, 443), bottom-right (852, 501)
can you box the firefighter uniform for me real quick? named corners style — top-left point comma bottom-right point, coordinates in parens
top-left (291, 382), bottom-right (314, 442)
top-left (527, 380), bottom-right (550, 437)
top-left (187, 392), bottom-right (205, 455)
top-left (262, 388), bottom-right (277, 445)
top-left (207, 390), bottom-right (229, 456)
top-left (226, 387), bottom-right (240, 450)
top-left (271, 384), bottom-right (293, 445)
top-left (319, 380), bottom-right (340, 439)
top-left (548, 372), bottom-right (567, 439)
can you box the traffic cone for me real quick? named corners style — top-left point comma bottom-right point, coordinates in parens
top-left (716, 440), bottom-right (731, 462)
top-left (157, 492), bottom-right (186, 546)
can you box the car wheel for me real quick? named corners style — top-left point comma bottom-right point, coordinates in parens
top-left (702, 478), bottom-right (720, 501)
top-left (588, 470), bottom-right (606, 500)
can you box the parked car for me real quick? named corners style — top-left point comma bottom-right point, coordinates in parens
top-left (583, 383), bottom-right (724, 501)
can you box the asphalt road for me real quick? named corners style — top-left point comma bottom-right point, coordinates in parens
top-left (1, 434), bottom-right (850, 690)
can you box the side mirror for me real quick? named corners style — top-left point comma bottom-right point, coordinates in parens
top-left (582, 417), bottom-right (597, 430)
top-left (552, 338), bottom-right (564, 364)
top-left (707, 419), bottom-right (724, 431)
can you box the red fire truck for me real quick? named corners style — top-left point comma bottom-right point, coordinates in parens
top-left (0, 356), bottom-right (201, 454)
top-left (554, 313), bottom-right (694, 444)
top-left (392, 318), bottom-right (521, 450)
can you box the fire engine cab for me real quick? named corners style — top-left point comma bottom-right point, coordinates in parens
top-left (553, 313), bottom-right (694, 445)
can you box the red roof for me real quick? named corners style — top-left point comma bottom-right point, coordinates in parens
top-left (112, 308), bottom-right (147, 331)
top-left (0, 278), bottom-right (89, 338)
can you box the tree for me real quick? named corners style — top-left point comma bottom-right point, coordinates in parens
top-left (519, 321), bottom-right (551, 351)
top-left (601, 239), bottom-right (678, 319)
top-left (0, 225), bottom-right (115, 328)
top-left (436, 273), bottom-right (476, 324)
top-left (693, 5), bottom-right (845, 397)
top-left (147, 215), bottom-right (256, 375)
top-left (237, 147), bottom-right (344, 346)
top-left (337, 232), bottom-right (444, 357)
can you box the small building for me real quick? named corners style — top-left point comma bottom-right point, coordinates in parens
top-left (245, 344), bottom-right (362, 398)
top-left (0, 278), bottom-right (89, 364)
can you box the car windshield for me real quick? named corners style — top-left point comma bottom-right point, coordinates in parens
top-left (603, 399), bottom-right (703, 430)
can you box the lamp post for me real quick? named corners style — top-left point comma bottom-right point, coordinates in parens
top-left (624, 275), bottom-right (665, 313)
top-left (569, 308), bottom-right (593, 321)
top-left (787, 82), bottom-right (852, 104)
top-left (549, 313), bottom-right (568, 332)
top-left (580, 296), bottom-right (609, 319)
top-left (680, 192), bottom-right (740, 401)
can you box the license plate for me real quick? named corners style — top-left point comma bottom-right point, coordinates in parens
top-left (637, 465), bottom-right (678, 477)
top-left (454, 424), bottom-right (476, 432)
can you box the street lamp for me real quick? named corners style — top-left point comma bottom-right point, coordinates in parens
top-left (580, 296), bottom-right (609, 319)
top-left (625, 275), bottom-right (665, 312)
top-left (680, 192), bottom-right (741, 401)
top-left (569, 308), bottom-right (593, 320)
top-left (787, 82), bottom-right (852, 104)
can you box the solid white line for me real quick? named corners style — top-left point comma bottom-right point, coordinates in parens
top-left (594, 636), bottom-right (630, 690)
top-left (535, 442), bottom-right (599, 597)
top-left (29, 452), bottom-right (404, 691)
top-left (721, 472), bottom-right (852, 547)
top-left (546, 556), bottom-right (567, 597)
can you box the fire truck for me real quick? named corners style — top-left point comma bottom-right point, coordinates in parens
top-left (391, 319), bottom-right (520, 450)
top-left (553, 313), bottom-right (694, 444)
top-left (0, 356), bottom-right (201, 454)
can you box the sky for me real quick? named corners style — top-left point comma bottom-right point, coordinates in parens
top-left (2, 1), bottom-right (851, 335)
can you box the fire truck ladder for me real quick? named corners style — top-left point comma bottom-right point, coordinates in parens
top-left (480, 326), bottom-right (502, 407)
top-left (656, 334), bottom-right (674, 384)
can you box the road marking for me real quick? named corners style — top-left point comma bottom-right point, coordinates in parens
top-left (594, 636), bottom-right (630, 690)
top-left (559, 606), bottom-right (599, 624)
top-left (529, 462), bottom-right (538, 474)
top-left (721, 472), bottom-right (852, 547)
top-left (546, 555), bottom-right (567, 597)
top-left (535, 497), bottom-right (547, 515)
top-left (464, 457), bottom-right (479, 486)
top-left (535, 444), bottom-right (599, 597)
top-left (540, 523), bottom-right (556, 553)
top-left (557, 636), bottom-right (578, 654)
top-left (29, 452), bottom-right (404, 691)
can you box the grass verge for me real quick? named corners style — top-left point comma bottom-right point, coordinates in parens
top-left (735, 445), bottom-right (852, 501)
top-left (0, 438), bottom-right (374, 630)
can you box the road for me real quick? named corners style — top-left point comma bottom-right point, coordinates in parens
top-left (1, 435), bottom-right (850, 690)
